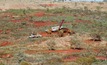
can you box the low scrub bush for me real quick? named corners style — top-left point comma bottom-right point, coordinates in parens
top-left (76, 55), bottom-right (96, 65)
top-left (20, 61), bottom-right (31, 65)
top-left (0, 63), bottom-right (5, 65)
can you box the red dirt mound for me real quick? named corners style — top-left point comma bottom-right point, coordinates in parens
top-left (0, 41), bottom-right (13, 47)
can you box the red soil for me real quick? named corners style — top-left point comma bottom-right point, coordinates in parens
top-left (40, 4), bottom-right (57, 7)
top-left (75, 19), bottom-right (91, 23)
top-left (84, 40), bottom-right (95, 44)
top-left (39, 32), bottom-right (59, 37)
top-left (24, 17), bottom-right (30, 21)
top-left (84, 39), bottom-right (100, 44)
top-left (0, 41), bottom-right (13, 47)
top-left (73, 14), bottom-right (78, 17)
top-left (1, 13), bottom-right (13, 17)
top-left (35, 12), bottom-right (45, 17)
top-left (33, 21), bottom-right (71, 27)
top-left (0, 30), bottom-right (2, 33)
top-left (33, 21), bottom-right (57, 27)
top-left (25, 49), bottom-right (83, 55)
top-left (10, 17), bottom-right (30, 23)
top-left (63, 56), bottom-right (107, 62)
top-left (5, 29), bottom-right (12, 34)
top-left (0, 54), bottom-right (13, 58)
top-left (63, 56), bottom-right (78, 62)
top-left (25, 47), bottom-right (106, 61)
top-left (39, 32), bottom-right (50, 37)
top-left (25, 50), bottom-right (37, 55)
top-left (44, 49), bottom-right (83, 53)
top-left (39, 30), bottom-right (72, 37)
top-left (96, 56), bottom-right (107, 60)
top-left (11, 19), bottom-right (22, 23)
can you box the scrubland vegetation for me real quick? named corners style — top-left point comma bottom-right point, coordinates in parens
top-left (0, 4), bottom-right (107, 65)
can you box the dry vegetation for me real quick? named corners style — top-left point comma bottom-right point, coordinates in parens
top-left (0, 1), bottom-right (107, 65)
top-left (0, 0), bottom-right (107, 11)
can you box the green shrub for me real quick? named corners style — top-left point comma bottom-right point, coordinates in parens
top-left (92, 60), bottom-right (107, 65)
top-left (70, 37), bottom-right (83, 49)
top-left (20, 61), bottom-right (31, 65)
top-left (47, 41), bottom-right (56, 50)
top-left (0, 63), bottom-right (5, 65)
top-left (44, 58), bottom-right (62, 65)
top-left (76, 56), bottom-right (96, 65)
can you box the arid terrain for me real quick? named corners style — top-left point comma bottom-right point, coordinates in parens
top-left (0, 0), bottom-right (107, 11)
top-left (0, 1), bottom-right (107, 65)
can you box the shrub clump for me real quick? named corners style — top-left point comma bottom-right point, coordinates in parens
top-left (75, 55), bottom-right (96, 65)
top-left (20, 61), bottom-right (31, 65)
